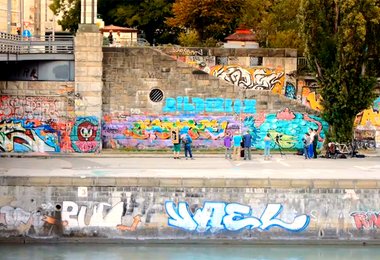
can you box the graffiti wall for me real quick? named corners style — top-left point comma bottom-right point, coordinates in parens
top-left (1, 185), bottom-right (379, 241)
top-left (0, 95), bottom-right (66, 121)
top-left (163, 47), bottom-right (288, 94)
top-left (354, 96), bottom-right (380, 148)
top-left (102, 95), bottom-right (327, 151)
top-left (209, 65), bottom-right (285, 94)
top-left (0, 116), bottom-right (101, 153)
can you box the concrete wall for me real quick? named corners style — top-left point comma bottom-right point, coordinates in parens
top-left (0, 177), bottom-right (379, 243)
top-left (102, 47), bottom-right (327, 151)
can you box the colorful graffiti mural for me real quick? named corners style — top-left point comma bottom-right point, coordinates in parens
top-left (70, 117), bottom-right (101, 153)
top-left (209, 65), bottom-right (285, 94)
top-left (0, 119), bottom-right (60, 152)
top-left (165, 202), bottom-right (310, 233)
top-left (102, 108), bottom-right (327, 150)
top-left (0, 116), bottom-right (100, 153)
top-left (163, 96), bottom-right (256, 114)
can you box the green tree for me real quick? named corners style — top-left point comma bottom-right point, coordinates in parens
top-left (178, 29), bottom-right (200, 47)
top-left (300, 0), bottom-right (379, 143)
top-left (241, 0), bottom-right (304, 49)
top-left (167, 0), bottom-right (245, 43)
top-left (107, 0), bottom-right (176, 45)
top-left (49, 0), bottom-right (80, 33)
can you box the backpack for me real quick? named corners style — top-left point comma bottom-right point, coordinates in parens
top-left (181, 134), bottom-right (188, 144)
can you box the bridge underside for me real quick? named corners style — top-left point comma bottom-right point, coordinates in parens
top-left (0, 53), bottom-right (74, 62)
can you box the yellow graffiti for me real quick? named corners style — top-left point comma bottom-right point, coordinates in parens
top-left (355, 108), bottom-right (380, 127)
top-left (305, 92), bottom-right (323, 111)
top-left (268, 130), bottom-right (297, 149)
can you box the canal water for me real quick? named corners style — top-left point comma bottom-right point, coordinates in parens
top-left (0, 244), bottom-right (379, 260)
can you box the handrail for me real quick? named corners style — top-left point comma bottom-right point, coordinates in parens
top-left (0, 32), bottom-right (74, 54)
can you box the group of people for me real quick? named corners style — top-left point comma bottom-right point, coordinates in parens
top-left (171, 127), bottom-right (319, 160)
top-left (171, 128), bottom-right (194, 160)
top-left (303, 128), bottom-right (319, 159)
top-left (107, 30), bottom-right (121, 47)
top-left (223, 131), bottom-right (272, 161)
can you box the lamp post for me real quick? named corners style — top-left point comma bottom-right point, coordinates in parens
top-left (20, 0), bottom-right (24, 37)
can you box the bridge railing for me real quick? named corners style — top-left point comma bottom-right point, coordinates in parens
top-left (0, 32), bottom-right (74, 54)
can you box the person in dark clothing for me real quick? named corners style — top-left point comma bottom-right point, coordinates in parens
top-left (312, 129), bottom-right (318, 158)
top-left (242, 130), bottom-right (253, 160)
top-left (181, 133), bottom-right (194, 160)
top-left (108, 31), bottom-right (114, 45)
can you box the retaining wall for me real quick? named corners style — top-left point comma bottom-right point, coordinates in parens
top-left (0, 177), bottom-right (379, 243)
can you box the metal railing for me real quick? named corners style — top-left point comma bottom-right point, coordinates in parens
top-left (0, 32), bottom-right (74, 54)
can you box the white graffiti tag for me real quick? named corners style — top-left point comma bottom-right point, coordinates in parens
top-left (165, 202), bottom-right (310, 233)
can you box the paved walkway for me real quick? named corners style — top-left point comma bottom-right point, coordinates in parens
top-left (0, 152), bottom-right (379, 180)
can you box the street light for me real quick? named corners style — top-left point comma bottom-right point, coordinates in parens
top-left (20, 0), bottom-right (24, 37)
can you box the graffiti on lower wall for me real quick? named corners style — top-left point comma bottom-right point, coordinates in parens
top-left (165, 202), bottom-right (310, 233)
top-left (0, 116), bottom-right (100, 153)
top-left (0, 203), bottom-right (64, 236)
top-left (163, 96), bottom-right (256, 114)
top-left (209, 65), bottom-right (284, 94)
top-left (62, 201), bottom-right (141, 231)
top-left (102, 108), bottom-right (328, 150)
top-left (351, 211), bottom-right (380, 230)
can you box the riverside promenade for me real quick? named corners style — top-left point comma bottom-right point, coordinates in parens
top-left (0, 151), bottom-right (379, 182)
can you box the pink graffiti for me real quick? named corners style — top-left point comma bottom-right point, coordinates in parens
top-left (0, 96), bottom-right (63, 120)
top-left (276, 108), bottom-right (295, 120)
top-left (74, 141), bottom-right (99, 152)
top-left (303, 113), bottom-right (323, 142)
top-left (351, 212), bottom-right (380, 230)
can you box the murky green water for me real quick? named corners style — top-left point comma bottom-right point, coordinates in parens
top-left (0, 244), bottom-right (378, 260)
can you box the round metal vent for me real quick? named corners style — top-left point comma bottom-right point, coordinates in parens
top-left (149, 89), bottom-right (164, 102)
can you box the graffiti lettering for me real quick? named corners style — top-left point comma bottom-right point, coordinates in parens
top-left (163, 96), bottom-right (256, 114)
top-left (165, 202), bottom-right (310, 233)
top-left (210, 66), bottom-right (284, 93)
top-left (351, 211), bottom-right (380, 230)
top-left (0, 95), bottom-right (64, 121)
top-left (62, 201), bottom-right (124, 228)
top-left (102, 109), bottom-right (327, 150)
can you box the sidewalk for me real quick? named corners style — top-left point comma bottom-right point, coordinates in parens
top-left (0, 152), bottom-right (379, 181)
top-left (1, 148), bottom-right (379, 158)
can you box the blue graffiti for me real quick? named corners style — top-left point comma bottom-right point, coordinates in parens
top-left (285, 83), bottom-right (296, 99)
top-left (163, 96), bottom-right (256, 114)
top-left (165, 201), bottom-right (310, 233)
top-left (374, 96), bottom-right (380, 111)
top-left (0, 119), bottom-right (60, 152)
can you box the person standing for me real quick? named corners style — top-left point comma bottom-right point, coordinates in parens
top-left (181, 133), bottom-right (194, 160)
top-left (303, 133), bottom-right (311, 159)
top-left (223, 132), bottom-right (232, 159)
top-left (264, 133), bottom-right (271, 160)
top-left (308, 128), bottom-right (315, 158)
top-left (115, 31), bottom-right (121, 47)
top-left (312, 129), bottom-right (318, 159)
top-left (108, 30), bottom-right (114, 46)
top-left (232, 131), bottom-right (242, 161)
top-left (242, 130), bottom-right (253, 160)
top-left (171, 127), bottom-right (181, 159)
